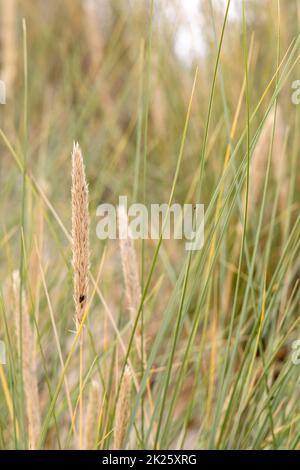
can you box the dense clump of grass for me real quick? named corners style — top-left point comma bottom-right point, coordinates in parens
top-left (0, 0), bottom-right (299, 450)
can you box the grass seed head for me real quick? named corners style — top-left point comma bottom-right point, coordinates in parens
top-left (71, 142), bottom-right (90, 328)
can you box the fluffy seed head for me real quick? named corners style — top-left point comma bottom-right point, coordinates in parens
top-left (84, 380), bottom-right (102, 449)
top-left (83, 0), bottom-right (104, 71)
top-left (71, 142), bottom-right (90, 327)
top-left (114, 366), bottom-right (132, 450)
top-left (249, 106), bottom-right (286, 212)
top-left (270, 106), bottom-right (289, 224)
top-left (118, 206), bottom-right (141, 318)
top-left (1, 0), bottom-right (17, 95)
top-left (250, 109), bottom-right (276, 208)
top-left (12, 271), bottom-right (41, 450)
top-left (118, 206), bottom-right (147, 361)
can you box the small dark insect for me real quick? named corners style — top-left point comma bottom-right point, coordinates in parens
top-left (276, 346), bottom-right (288, 362)
top-left (79, 295), bottom-right (85, 303)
